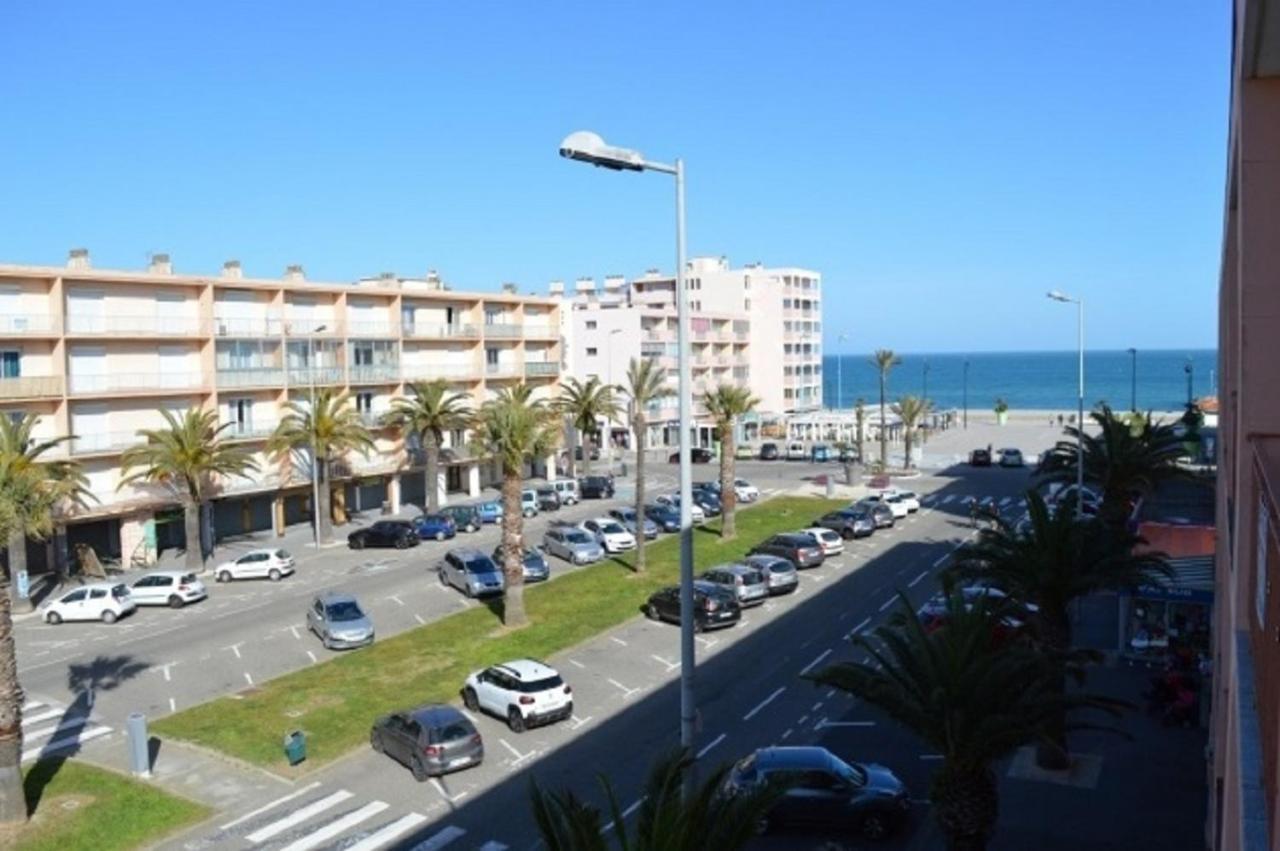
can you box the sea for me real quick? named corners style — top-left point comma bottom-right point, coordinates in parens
top-left (821, 349), bottom-right (1218, 413)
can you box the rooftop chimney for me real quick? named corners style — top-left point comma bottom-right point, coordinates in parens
top-left (501, 282), bottom-right (518, 294)
top-left (148, 253), bottom-right (172, 275)
top-left (284, 264), bottom-right (305, 282)
top-left (222, 260), bottom-right (243, 279)
top-left (67, 248), bottom-right (90, 270)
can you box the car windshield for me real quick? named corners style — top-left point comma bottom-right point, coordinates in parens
top-left (464, 557), bottom-right (498, 574)
top-left (273, 550), bottom-right (289, 559)
top-left (326, 601), bottom-right (364, 621)
top-left (833, 758), bottom-right (867, 787)
top-left (422, 514), bottom-right (448, 524)
top-left (428, 720), bottom-right (476, 743)
top-left (565, 531), bottom-right (592, 544)
top-left (516, 675), bottom-right (564, 693)
top-left (111, 585), bottom-right (129, 599)
top-left (616, 509), bottom-right (635, 520)
top-left (599, 522), bottom-right (625, 534)
top-left (180, 573), bottom-right (197, 584)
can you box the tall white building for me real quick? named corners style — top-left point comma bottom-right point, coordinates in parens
top-left (555, 257), bottom-right (822, 448)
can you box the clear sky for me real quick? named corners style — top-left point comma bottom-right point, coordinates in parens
top-left (0, 2), bottom-right (1228, 352)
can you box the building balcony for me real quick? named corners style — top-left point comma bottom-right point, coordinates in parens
top-left (65, 315), bottom-right (210, 337)
top-left (70, 431), bottom-right (144, 456)
top-left (287, 367), bottom-right (343, 386)
top-left (402, 363), bottom-right (480, 382)
top-left (68, 373), bottom-right (204, 397)
top-left (217, 368), bottom-right (285, 389)
top-left (283, 319), bottom-right (340, 336)
top-left (524, 361), bottom-right (558, 378)
top-left (222, 421), bottom-right (278, 441)
top-left (485, 362), bottom-right (521, 379)
top-left (483, 324), bottom-right (522, 339)
top-left (0, 315), bottom-right (60, 335)
top-left (358, 411), bottom-right (390, 428)
top-left (346, 321), bottom-right (398, 338)
top-left (348, 363), bottom-right (401, 384)
top-left (403, 323), bottom-right (480, 340)
top-left (214, 316), bottom-right (284, 337)
top-left (523, 324), bottom-right (558, 339)
top-left (0, 375), bottom-right (63, 400)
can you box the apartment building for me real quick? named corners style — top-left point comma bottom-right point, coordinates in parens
top-left (555, 257), bottom-right (822, 448)
top-left (1210, 2), bottom-right (1280, 848)
top-left (0, 251), bottom-right (562, 569)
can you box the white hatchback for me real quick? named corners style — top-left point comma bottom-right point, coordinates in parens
top-left (130, 571), bottom-right (208, 608)
top-left (41, 582), bottom-right (136, 625)
top-left (462, 659), bottom-right (573, 733)
top-left (801, 527), bottom-right (845, 557)
top-left (580, 518), bottom-right (636, 553)
top-left (214, 548), bottom-right (295, 583)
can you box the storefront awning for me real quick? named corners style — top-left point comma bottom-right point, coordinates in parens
top-left (1134, 556), bottom-right (1214, 604)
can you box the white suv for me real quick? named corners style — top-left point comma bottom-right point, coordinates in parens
top-left (462, 659), bottom-right (573, 733)
top-left (548, 479), bottom-right (580, 506)
top-left (130, 571), bottom-right (208, 608)
top-left (581, 518), bottom-right (636, 553)
top-left (41, 582), bottom-right (136, 625)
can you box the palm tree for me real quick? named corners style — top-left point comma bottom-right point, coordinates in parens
top-left (870, 350), bottom-right (901, 469)
top-left (529, 749), bottom-right (780, 851)
top-left (121, 408), bottom-right (258, 571)
top-left (854, 397), bottom-right (867, 463)
top-left (892, 395), bottom-right (932, 471)
top-left (268, 389), bottom-right (374, 545)
top-left (1040, 404), bottom-right (1188, 528)
top-left (702, 384), bottom-right (760, 540)
top-left (807, 586), bottom-right (1121, 851)
top-left (949, 490), bottom-right (1168, 766)
top-left (472, 383), bottom-right (560, 628)
top-left (623, 358), bottom-right (669, 573)
top-left (384, 380), bottom-right (471, 514)
top-left (558, 376), bottom-right (619, 477)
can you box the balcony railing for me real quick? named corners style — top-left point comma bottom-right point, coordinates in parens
top-left (71, 431), bottom-right (144, 455)
top-left (358, 411), bottom-right (390, 428)
top-left (523, 324), bottom-right (557, 338)
top-left (483, 324), bottom-right (522, 339)
top-left (68, 373), bottom-right (203, 395)
top-left (402, 363), bottom-right (480, 381)
top-left (65, 315), bottom-right (208, 336)
top-left (346, 321), bottom-right (398, 337)
top-left (283, 319), bottom-right (339, 336)
top-left (214, 316), bottom-right (283, 337)
top-left (0, 315), bottom-right (59, 334)
top-left (222, 421), bottom-right (278, 440)
top-left (348, 363), bottom-right (400, 384)
top-left (485, 362), bottom-right (521, 378)
top-left (0, 375), bottom-right (63, 400)
top-left (523, 361), bottom-right (558, 378)
top-left (287, 367), bottom-right (343, 386)
top-left (217, 368), bottom-right (285, 389)
top-left (403, 323), bottom-right (480, 339)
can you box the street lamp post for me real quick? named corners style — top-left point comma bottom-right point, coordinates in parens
top-left (308, 326), bottom-right (328, 546)
top-left (1128, 348), bottom-right (1137, 411)
top-left (1047, 291), bottom-right (1084, 518)
top-left (560, 132), bottom-right (697, 761)
top-left (836, 332), bottom-right (848, 413)
top-left (921, 359), bottom-right (930, 442)
top-left (1185, 359), bottom-right (1194, 407)
top-left (963, 359), bottom-right (969, 429)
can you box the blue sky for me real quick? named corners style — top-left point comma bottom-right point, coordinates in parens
top-left (0, 2), bottom-right (1228, 352)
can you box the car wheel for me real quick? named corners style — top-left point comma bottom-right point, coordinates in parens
top-left (371, 732), bottom-right (384, 753)
top-left (841, 528), bottom-right (855, 540)
top-left (396, 537), bottom-right (409, 549)
top-left (438, 569), bottom-right (448, 586)
top-left (754, 814), bottom-right (771, 835)
top-left (46, 611), bottom-right (62, 625)
top-left (217, 571), bottom-right (232, 583)
top-left (321, 633), bottom-right (333, 650)
top-left (463, 688), bottom-right (480, 712)
top-left (507, 708), bottom-right (526, 733)
top-left (168, 595), bottom-right (184, 609)
top-left (411, 756), bottom-right (430, 781)
top-left (861, 813), bottom-right (889, 840)
top-left (467, 523), bottom-right (478, 533)
top-left (644, 603), bottom-right (659, 621)
top-left (101, 610), bottom-right (117, 624)
top-left (351, 538), bottom-right (365, 550)
top-left (268, 568), bottom-right (282, 581)
top-left (436, 531), bottom-right (446, 542)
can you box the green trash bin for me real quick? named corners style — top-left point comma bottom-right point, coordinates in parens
top-left (284, 730), bottom-right (306, 766)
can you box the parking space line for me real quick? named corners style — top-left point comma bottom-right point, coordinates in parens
top-left (908, 570), bottom-right (929, 588)
top-left (800, 648), bottom-right (832, 676)
top-left (649, 654), bottom-right (679, 673)
top-left (743, 687), bottom-right (785, 721)
top-left (306, 651), bottom-right (317, 664)
top-left (610, 636), bottom-right (628, 646)
top-left (289, 626), bottom-right (301, 640)
top-left (429, 778), bottom-right (468, 804)
top-left (567, 659), bottom-right (586, 669)
top-left (225, 643), bottom-right (243, 659)
top-left (696, 732), bottom-right (726, 759)
top-left (244, 672), bottom-right (254, 686)
top-left (607, 678), bottom-right (639, 699)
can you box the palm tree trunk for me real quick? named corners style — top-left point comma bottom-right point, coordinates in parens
top-left (581, 430), bottom-right (593, 477)
top-left (183, 502), bottom-right (202, 572)
top-left (0, 569), bottom-right (25, 826)
top-left (904, 426), bottom-right (914, 470)
top-left (317, 458), bottom-right (333, 545)
top-left (564, 418), bottom-right (578, 480)
top-left (1035, 610), bottom-right (1073, 769)
top-left (499, 468), bottom-right (527, 628)
top-left (6, 532), bottom-right (31, 615)
top-left (425, 433), bottom-right (440, 513)
top-left (932, 763), bottom-right (997, 851)
top-left (720, 426), bottom-right (738, 540)
top-left (634, 414), bottom-right (648, 574)
top-left (878, 377), bottom-right (888, 469)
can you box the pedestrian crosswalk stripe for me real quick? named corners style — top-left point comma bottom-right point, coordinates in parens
top-left (999, 496), bottom-right (1012, 506)
top-left (25, 715), bottom-right (92, 743)
top-left (343, 813), bottom-right (431, 851)
top-left (277, 800), bottom-right (390, 851)
top-left (477, 843), bottom-right (510, 851)
top-left (406, 826), bottom-right (467, 851)
top-left (21, 725), bottom-right (112, 763)
top-left (940, 495), bottom-right (955, 504)
top-left (21, 708), bottom-right (63, 726)
top-left (220, 781), bottom-right (323, 830)
top-left (21, 700), bottom-right (44, 712)
top-left (247, 790), bottom-right (353, 843)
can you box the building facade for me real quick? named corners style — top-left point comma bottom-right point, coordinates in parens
top-left (556, 257), bottom-right (822, 448)
top-left (0, 251), bottom-right (562, 568)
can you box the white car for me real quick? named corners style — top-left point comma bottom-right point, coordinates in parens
top-left (580, 518), bottom-right (636, 553)
top-left (865, 492), bottom-right (910, 520)
top-left (731, 479), bottom-right (760, 503)
top-left (801, 527), bottom-right (845, 557)
top-left (656, 494), bottom-right (706, 524)
top-left (41, 582), bottom-right (136, 625)
top-left (214, 548), bottom-right (296, 583)
top-left (461, 659), bottom-right (574, 733)
top-left (130, 571), bottom-right (208, 608)
top-left (895, 491), bottom-right (921, 513)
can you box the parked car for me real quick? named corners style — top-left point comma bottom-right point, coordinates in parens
top-left (608, 507), bottom-right (659, 540)
top-left (520, 489), bottom-right (540, 518)
top-left (669, 447), bottom-right (714, 463)
top-left (811, 444), bottom-right (832, 463)
top-left (853, 500), bottom-right (895, 529)
top-left (655, 494), bottom-right (706, 524)
top-left (759, 442), bottom-right (781, 461)
top-left (644, 503), bottom-right (682, 533)
top-left (724, 746), bottom-right (910, 840)
top-left (542, 525), bottom-right (605, 564)
top-left (439, 504), bottom-right (481, 533)
top-left (894, 490), bottom-right (922, 513)
top-left (744, 554), bottom-right (799, 595)
top-left (644, 581), bottom-right (742, 632)
top-left (462, 659), bottom-right (573, 733)
top-left (748, 533), bottom-right (825, 569)
top-left (690, 490), bottom-right (723, 517)
top-left (371, 703), bottom-right (483, 780)
top-left (129, 571), bottom-right (207, 608)
top-left (699, 478), bottom-right (760, 503)
top-left (998, 448), bottom-right (1024, 468)
top-left (474, 501), bottom-right (503, 524)
top-left (814, 509), bottom-right (875, 540)
top-left (969, 448), bottom-right (992, 466)
top-left (800, 527), bottom-right (845, 557)
top-left (548, 478), bottom-right (580, 505)
top-left (214, 548), bottom-right (296, 582)
top-left (40, 582), bottom-right (135, 625)
top-left (348, 519), bottom-right (419, 550)
top-left (491, 545), bottom-right (550, 582)
top-left (699, 563), bottom-right (769, 607)
top-left (861, 493), bottom-right (909, 520)
top-left (579, 475), bottom-right (616, 499)
top-left (438, 548), bottom-right (505, 597)
top-left (412, 513), bottom-right (457, 541)
top-left (535, 486), bottom-right (561, 512)
top-left (306, 592), bottom-right (375, 649)
top-left (786, 441), bottom-right (807, 461)
top-left (581, 517), bottom-right (637, 553)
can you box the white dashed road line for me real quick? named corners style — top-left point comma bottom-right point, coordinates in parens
top-left (800, 648), bottom-right (833, 676)
top-left (696, 732), bottom-right (726, 759)
top-left (742, 687), bottom-right (786, 721)
top-left (908, 570), bottom-right (929, 588)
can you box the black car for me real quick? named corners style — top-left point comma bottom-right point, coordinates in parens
top-left (691, 490), bottom-right (722, 517)
top-left (670, 447), bottom-right (714, 463)
top-left (579, 475), bottom-right (615, 499)
top-left (536, 486), bottom-right (561, 511)
top-left (644, 503), bottom-right (681, 533)
top-left (969, 448), bottom-right (992, 467)
top-left (748, 533), bottom-right (825, 569)
top-left (370, 703), bottom-right (483, 780)
top-left (724, 746), bottom-right (909, 840)
top-left (439, 504), bottom-right (481, 533)
top-left (348, 520), bottom-right (419, 550)
top-left (759, 442), bottom-right (780, 461)
top-left (644, 581), bottom-right (741, 632)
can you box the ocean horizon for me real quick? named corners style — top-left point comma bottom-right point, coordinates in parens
top-left (821, 348), bottom-right (1217, 413)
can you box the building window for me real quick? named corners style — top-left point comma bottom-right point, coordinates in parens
top-left (586, 320), bottom-right (597, 330)
top-left (226, 398), bottom-right (253, 434)
top-left (485, 348), bottom-right (500, 366)
top-left (586, 347), bottom-right (598, 357)
top-left (355, 392), bottom-right (373, 415)
top-left (0, 350), bottom-right (19, 378)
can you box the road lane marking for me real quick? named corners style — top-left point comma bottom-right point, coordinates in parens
top-left (475, 843), bottom-right (508, 851)
top-left (306, 651), bottom-right (318, 664)
top-left (569, 714), bottom-right (593, 730)
top-left (812, 702), bottom-right (824, 712)
top-left (920, 754), bottom-right (944, 760)
top-left (743, 687), bottom-right (786, 721)
top-left (845, 617), bottom-right (871, 640)
top-left (800, 648), bottom-right (833, 676)
top-left (290, 626), bottom-right (301, 640)
top-left (219, 781), bottom-right (323, 830)
top-left (21, 708), bottom-right (62, 726)
top-left (225, 643), bottom-right (243, 659)
top-left (568, 659), bottom-right (586, 669)
top-left (344, 813), bottom-right (430, 851)
top-left (406, 825), bottom-right (467, 850)
top-left (781, 727), bottom-right (793, 739)
top-left (878, 597), bottom-right (896, 612)
top-left (169, 697), bottom-right (176, 713)
top-left (649, 654), bottom-right (679, 672)
top-left (244, 672), bottom-right (254, 686)
top-left (908, 570), bottom-right (929, 588)
top-left (277, 800), bottom-right (390, 851)
top-left (21, 725), bottom-right (112, 762)
top-left (816, 720), bottom-right (876, 728)
top-left (696, 732), bottom-right (726, 759)
top-left (245, 789), bottom-right (353, 842)
top-left (429, 778), bottom-right (468, 803)
top-left (387, 595), bottom-right (405, 607)
top-left (414, 614), bottom-right (426, 625)
top-left (610, 636), bottom-right (628, 646)
top-left (607, 679), bottom-right (639, 699)
top-left (798, 714), bottom-right (809, 725)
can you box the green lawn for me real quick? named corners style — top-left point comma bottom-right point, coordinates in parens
top-left (10, 761), bottom-right (209, 851)
top-left (152, 496), bottom-right (844, 771)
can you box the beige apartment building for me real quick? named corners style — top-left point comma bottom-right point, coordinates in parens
top-left (0, 250), bottom-right (562, 569)
top-left (555, 257), bottom-right (822, 448)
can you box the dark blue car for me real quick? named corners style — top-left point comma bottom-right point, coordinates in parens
top-left (644, 503), bottom-right (681, 533)
top-left (413, 513), bottom-right (457, 541)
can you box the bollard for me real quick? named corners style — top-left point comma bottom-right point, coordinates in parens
top-left (826, 476), bottom-right (835, 498)
top-left (127, 712), bottom-right (151, 778)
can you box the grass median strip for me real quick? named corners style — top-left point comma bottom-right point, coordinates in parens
top-left (152, 495), bottom-right (845, 771)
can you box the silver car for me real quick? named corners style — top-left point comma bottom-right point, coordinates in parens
top-left (542, 525), bottom-right (605, 564)
top-left (744, 554), bottom-right (800, 595)
top-left (608, 507), bottom-right (660, 540)
top-left (306, 592), bottom-right (374, 650)
top-left (699, 563), bottom-right (769, 607)
top-left (438, 548), bottom-right (506, 598)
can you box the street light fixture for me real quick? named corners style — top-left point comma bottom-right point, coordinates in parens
top-left (560, 131), bottom-right (697, 760)
top-left (1185, 358), bottom-right (1194, 408)
top-left (1047, 291), bottom-right (1084, 518)
top-left (962, 359), bottom-right (969, 429)
top-left (1128, 348), bottom-right (1137, 412)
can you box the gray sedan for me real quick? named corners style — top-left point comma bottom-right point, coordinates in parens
top-left (542, 525), bottom-right (605, 565)
top-left (306, 592), bottom-right (374, 650)
top-left (744, 554), bottom-right (800, 595)
top-left (492, 545), bottom-right (551, 582)
top-left (699, 563), bottom-right (769, 607)
top-left (608, 507), bottom-right (660, 540)
top-left (814, 508), bottom-right (876, 539)
top-left (438, 548), bottom-right (506, 597)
